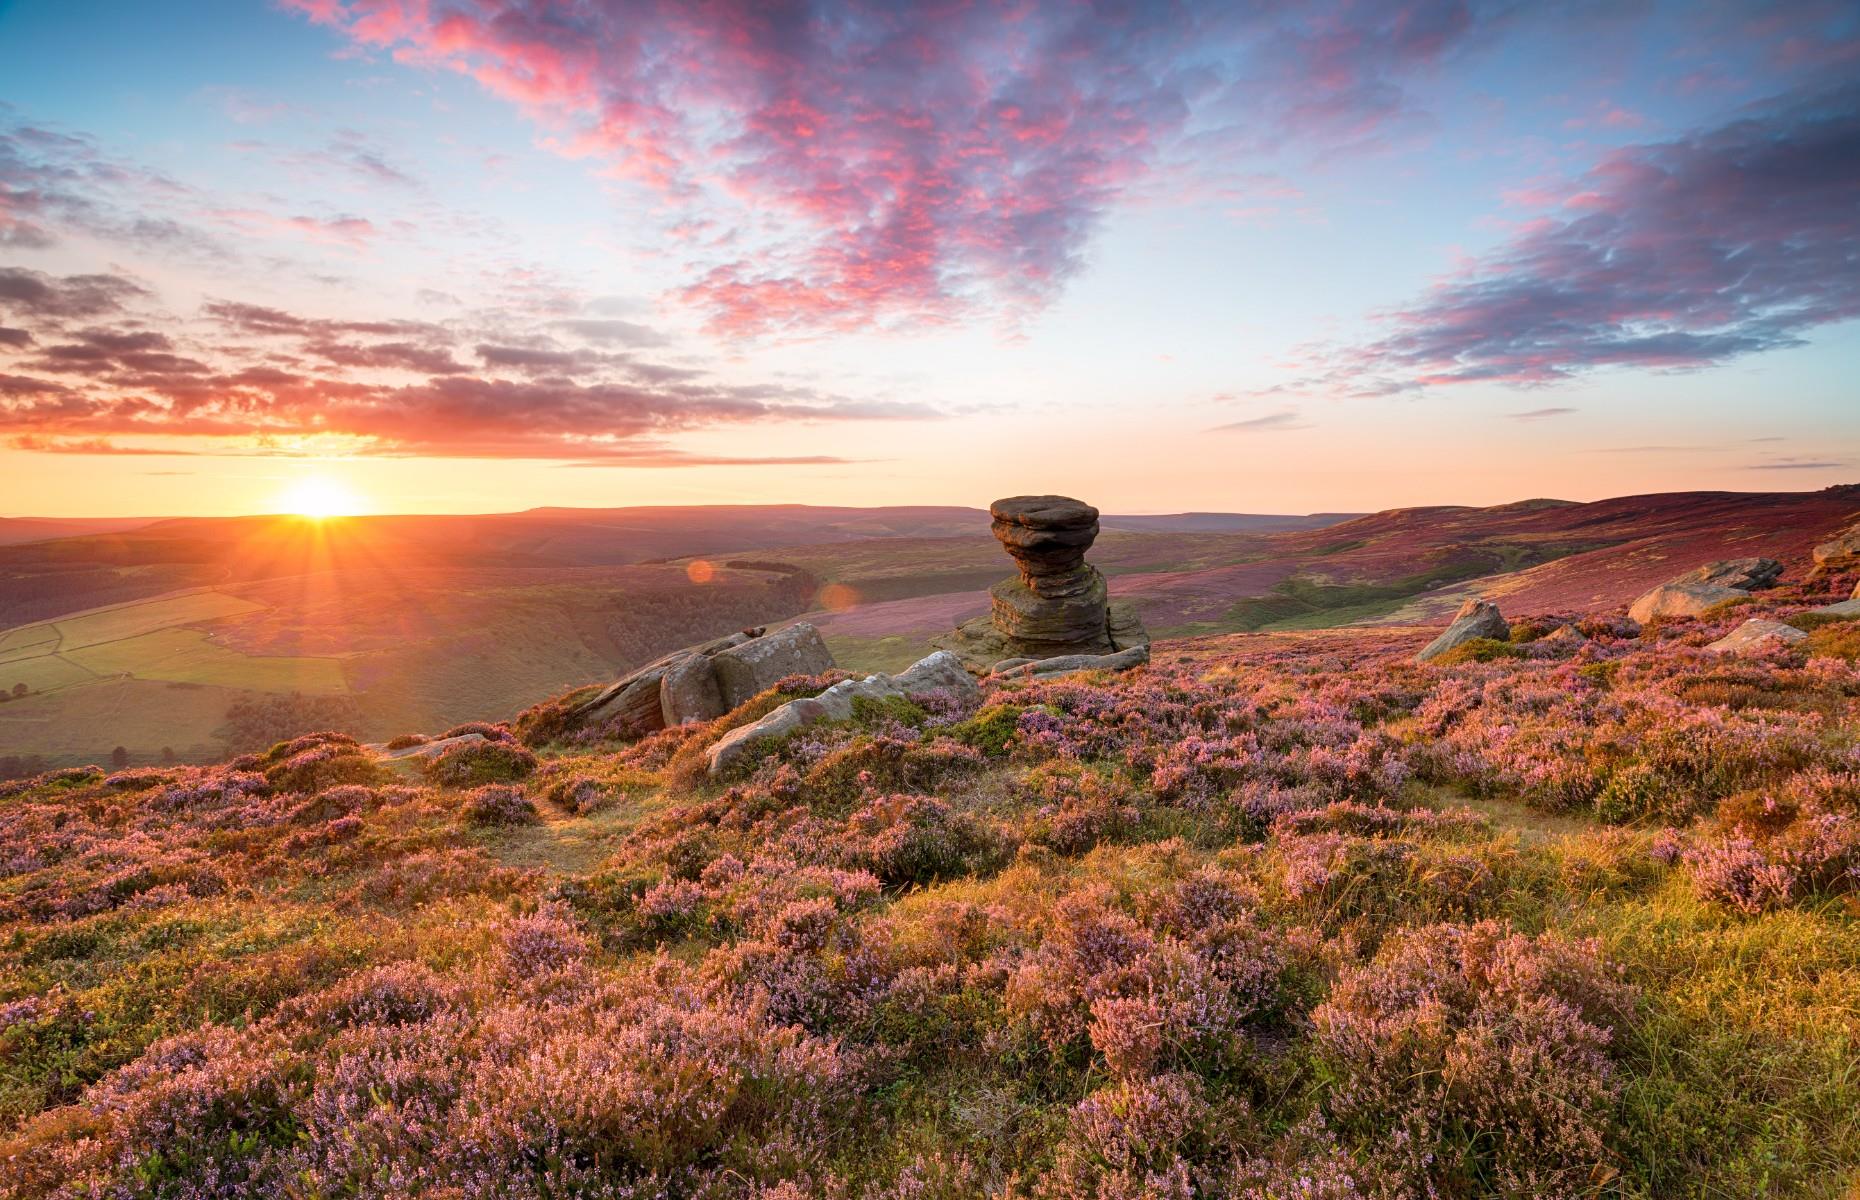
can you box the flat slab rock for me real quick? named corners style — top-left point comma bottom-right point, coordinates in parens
top-left (987, 644), bottom-right (1150, 680)
top-left (706, 651), bottom-right (978, 777)
top-left (1705, 618), bottom-right (1809, 655)
top-left (1812, 597), bottom-right (1860, 618)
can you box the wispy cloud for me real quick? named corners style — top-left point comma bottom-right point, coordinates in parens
top-left (1268, 82), bottom-right (1860, 397)
top-left (1210, 410), bottom-right (1311, 433)
top-left (1508, 406), bottom-right (1576, 420)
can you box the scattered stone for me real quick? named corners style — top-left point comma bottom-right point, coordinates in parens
top-left (1705, 618), bottom-right (1809, 655)
top-left (372, 732), bottom-right (486, 761)
top-left (936, 495), bottom-right (1150, 673)
top-left (1628, 581), bottom-right (1745, 624)
top-left (1628, 558), bottom-right (1782, 624)
top-left (1531, 624), bottom-right (1589, 655)
top-left (707, 650), bottom-right (979, 777)
top-left (987, 644), bottom-right (1151, 681)
top-left (1416, 598), bottom-right (1510, 663)
top-left (711, 622), bottom-right (835, 708)
top-left (558, 625), bottom-right (834, 741)
top-left (1813, 522), bottom-right (1860, 574)
top-left (1810, 597), bottom-right (1860, 618)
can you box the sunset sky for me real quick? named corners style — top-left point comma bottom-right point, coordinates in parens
top-left (1, 0), bottom-right (1855, 517)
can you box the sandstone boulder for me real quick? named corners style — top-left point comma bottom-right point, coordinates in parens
top-left (1681, 557), bottom-right (1783, 590)
top-left (708, 650), bottom-right (979, 777)
top-left (1628, 581), bottom-right (1746, 624)
top-left (1813, 523), bottom-right (1860, 574)
top-left (1628, 558), bottom-right (1783, 623)
top-left (661, 652), bottom-right (727, 726)
top-left (711, 621), bottom-right (834, 708)
top-left (1705, 619), bottom-right (1809, 655)
top-left (1810, 597), bottom-right (1860, 618)
top-left (1416, 598), bottom-right (1510, 663)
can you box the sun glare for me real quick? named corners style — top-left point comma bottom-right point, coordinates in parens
top-left (276, 476), bottom-right (366, 519)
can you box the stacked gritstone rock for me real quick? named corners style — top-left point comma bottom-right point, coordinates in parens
top-left (936, 495), bottom-right (1149, 675)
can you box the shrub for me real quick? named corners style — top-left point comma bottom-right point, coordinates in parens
top-left (461, 784), bottom-right (540, 827)
top-left (1432, 637), bottom-right (1527, 665)
top-left (422, 740), bottom-right (538, 787)
top-left (1312, 921), bottom-right (1633, 1199)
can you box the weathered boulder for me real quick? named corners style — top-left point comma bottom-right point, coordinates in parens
top-left (1416, 598), bottom-right (1510, 663)
top-left (1629, 558), bottom-right (1782, 623)
top-left (661, 652), bottom-right (727, 726)
top-left (988, 644), bottom-right (1151, 680)
top-left (1811, 597), bottom-right (1860, 618)
top-left (1813, 522), bottom-right (1860, 574)
top-left (936, 495), bottom-right (1149, 672)
top-left (711, 621), bottom-right (834, 708)
top-left (1705, 618), bottom-right (1809, 655)
top-left (707, 651), bottom-right (979, 777)
top-left (1628, 581), bottom-right (1746, 624)
top-left (1682, 557), bottom-right (1783, 590)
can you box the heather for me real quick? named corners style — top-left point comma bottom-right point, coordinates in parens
top-left (2, 600), bottom-right (1859, 1196)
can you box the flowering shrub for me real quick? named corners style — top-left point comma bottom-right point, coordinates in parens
top-left (459, 783), bottom-right (539, 827)
top-left (1312, 921), bottom-right (1634, 1198)
top-left (2, 598), bottom-right (1858, 1196)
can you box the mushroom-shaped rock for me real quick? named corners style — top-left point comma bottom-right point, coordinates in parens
top-left (935, 494), bottom-right (1148, 673)
top-left (707, 651), bottom-right (979, 777)
top-left (1416, 598), bottom-right (1510, 663)
top-left (1705, 618), bottom-right (1809, 655)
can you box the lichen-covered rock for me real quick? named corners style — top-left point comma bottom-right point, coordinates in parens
top-left (1416, 598), bottom-right (1510, 663)
top-left (711, 621), bottom-right (835, 708)
top-left (1705, 619), bottom-right (1809, 655)
top-left (707, 651), bottom-right (978, 776)
top-left (661, 652), bottom-right (727, 725)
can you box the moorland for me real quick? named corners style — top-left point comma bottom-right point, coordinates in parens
top-left (0, 485), bottom-right (1857, 1197)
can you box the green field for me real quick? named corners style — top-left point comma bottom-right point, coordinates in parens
top-left (63, 628), bottom-right (347, 693)
top-left (0, 589), bottom-right (349, 766)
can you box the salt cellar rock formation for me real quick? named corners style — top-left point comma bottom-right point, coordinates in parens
top-left (936, 495), bottom-right (1149, 674)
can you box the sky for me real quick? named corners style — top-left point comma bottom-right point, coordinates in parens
top-left (0, 0), bottom-right (1856, 518)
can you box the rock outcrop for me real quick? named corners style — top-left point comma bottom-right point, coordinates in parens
top-left (560, 623), bottom-right (834, 739)
top-left (987, 644), bottom-right (1153, 681)
top-left (1416, 597), bottom-right (1510, 663)
top-left (935, 495), bottom-right (1149, 673)
top-left (1705, 618), bottom-right (1809, 655)
top-left (1628, 558), bottom-right (1782, 623)
top-left (1811, 597), bottom-right (1860, 618)
top-left (708, 650), bottom-right (978, 776)
top-left (1813, 522), bottom-right (1860, 574)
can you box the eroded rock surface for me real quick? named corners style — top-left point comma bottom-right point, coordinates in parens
top-left (1813, 522), bottom-right (1860, 574)
top-left (936, 495), bottom-right (1149, 672)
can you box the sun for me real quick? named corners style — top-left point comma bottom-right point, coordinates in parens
top-left (275, 475), bottom-right (367, 519)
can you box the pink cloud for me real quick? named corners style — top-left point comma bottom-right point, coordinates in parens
top-left (286, 1), bottom-right (1512, 336)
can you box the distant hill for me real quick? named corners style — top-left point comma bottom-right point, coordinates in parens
top-left (1, 489), bottom-right (1854, 769)
top-left (0, 516), bottom-right (161, 546)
